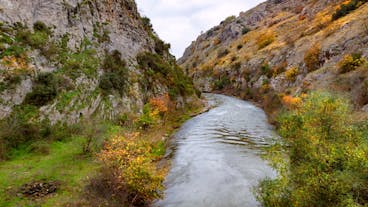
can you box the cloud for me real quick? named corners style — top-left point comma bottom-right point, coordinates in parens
top-left (136, 0), bottom-right (265, 58)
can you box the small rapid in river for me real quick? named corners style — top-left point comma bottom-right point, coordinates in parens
top-left (155, 94), bottom-right (277, 207)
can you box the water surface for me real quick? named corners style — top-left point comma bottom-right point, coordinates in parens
top-left (155, 94), bottom-right (276, 207)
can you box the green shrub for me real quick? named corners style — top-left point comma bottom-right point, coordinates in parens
top-left (141, 16), bottom-right (153, 32)
top-left (99, 50), bottom-right (128, 95)
top-left (14, 21), bottom-right (51, 49)
top-left (25, 73), bottom-right (59, 107)
top-left (135, 104), bottom-right (155, 129)
top-left (214, 77), bottom-right (231, 90)
top-left (0, 44), bottom-right (26, 58)
top-left (154, 38), bottom-right (170, 56)
top-left (217, 48), bottom-right (230, 58)
top-left (62, 48), bottom-right (99, 79)
top-left (332, 0), bottom-right (368, 20)
top-left (242, 27), bottom-right (251, 35)
top-left (27, 31), bottom-right (49, 49)
top-left (231, 61), bottom-right (242, 70)
top-left (256, 91), bottom-right (368, 207)
top-left (261, 62), bottom-right (273, 78)
top-left (33, 21), bottom-right (51, 34)
top-left (137, 52), bottom-right (195, 98)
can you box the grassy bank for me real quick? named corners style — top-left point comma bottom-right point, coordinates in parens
top-left (0, 97), bottom-right (205, 207)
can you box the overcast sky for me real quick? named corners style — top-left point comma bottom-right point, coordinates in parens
top-left (135, 0), bottom-right (265, 58)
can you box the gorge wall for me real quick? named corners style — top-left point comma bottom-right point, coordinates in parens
top-left (0, 0), bottom-right (195, 124)
top-left (179, 0), bottom-right (368, 118)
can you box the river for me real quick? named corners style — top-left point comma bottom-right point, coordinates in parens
top-left (155, 94), bottom-right (277, 207)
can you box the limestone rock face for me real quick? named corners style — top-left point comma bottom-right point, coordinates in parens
top-left (180, 0), bottom-right (368, 112)
top-left (0, 0), bottom-right (191, 124)
top-left (0, 0), bottom-right (151, 59)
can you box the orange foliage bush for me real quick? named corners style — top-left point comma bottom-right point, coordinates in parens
top-left (1, 55), bottom-right (28, 70)
top-left (282, 95), bottom-right (302, 109)
top-left (149, 93), bottom-right (170, 115)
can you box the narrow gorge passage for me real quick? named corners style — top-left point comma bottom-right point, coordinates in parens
top-left (155, 94), bottom-right (277, 207)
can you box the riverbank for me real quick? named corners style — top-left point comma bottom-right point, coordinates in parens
top-left (0, 96), bottom-right (206, 207)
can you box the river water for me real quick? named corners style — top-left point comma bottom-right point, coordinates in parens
top-left (155, 94), bottom-right (276, 207)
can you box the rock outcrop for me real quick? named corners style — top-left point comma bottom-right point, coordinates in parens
top-left (0, 0), bottom-right (194, 124)
top-left (180, 0), bottom-right (368, 117)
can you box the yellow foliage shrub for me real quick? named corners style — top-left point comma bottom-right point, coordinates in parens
top-left (338, 54), bottom-right (366, 73)
top-left (285, 66), bottom-right (299, 81)
top-left (98, 133), bottom-right (166, 204)
top-left (256, 31), bottom-right (275, 49)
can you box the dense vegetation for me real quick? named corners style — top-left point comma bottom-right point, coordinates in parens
top-left (256, 92), bottom-right (368, 207)
top-left (99, 50), bottom-right (129, 95)
top-left (137, 52), bottom-right (196, 98)
top-left (332, 0), bottom-right (368, 20)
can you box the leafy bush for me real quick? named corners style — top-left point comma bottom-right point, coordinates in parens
top-left (285, 66), bottom-right (299, 81)
top-left (338, 53), bottom-right (366, 73)
top-left (136, 104), bottom-right (156, 129)
top-left (256, 91), bottom-right (368, 207)
top-left (97, 134), bottom-right (165, 206)
top-left (231, 61), bottom-right (242, 70)
top-left (332, 0), bottom-right (368, 20)
top-left (272, 61), bottom-right (287, 77)
top-left (261, 62), bottom-right (273, 78)
top-left (61, 48), bottom-right (99, 79)
top-left (154, 38), bottom-right (171, 56)
top-left (0, 105), bottom-right (78, 160)
top-left (14, 21), bottom-right (51, 49)
top-left (25, 73), bottom-right (59, 107)
top-left (99, 50), bottom-right (128, 95)
top-left (214, 77), bottom-right (231, 90)
top-left (304, 43), bottom-right (321, 72)
top-left (33, 21), bottom-right (51, 34)
top-left (257, 32), bottom-right (275, 49)
top-left (217, 48), bottom-right (230, 58)
top-left (141, 16), bottom-right (153, 32)
top-left (242, 27), bottom-right (251, 35)
top-left (137, 52), bottom-right (195, 98)
top-left (135, 95), bottom-right (169, 129)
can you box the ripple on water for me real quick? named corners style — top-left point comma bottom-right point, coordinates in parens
top-left (155, 94), bottom-right (277, 207)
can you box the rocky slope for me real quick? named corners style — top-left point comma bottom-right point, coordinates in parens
top-left (0, 0), bottom-right (195, 124)
top-left (180, 0), bottom-right (368, 118)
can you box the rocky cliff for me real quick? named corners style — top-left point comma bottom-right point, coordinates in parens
top-left (0, 0), bottom-right (195, 124)
top-left (180, 0), bottom-right (368, 118)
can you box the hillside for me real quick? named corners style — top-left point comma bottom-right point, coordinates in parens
top-left (179, 0), bottom-right (368, 119)
top-left (0, 0), bottom-right (195, 124)
top-left (0, 0), bottom-right (198, 206)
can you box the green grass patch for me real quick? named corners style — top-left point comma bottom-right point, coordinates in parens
top-left (0, 122), bottom-right (120, 207)
top-left (0, 136), bottom-right (98, 207)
